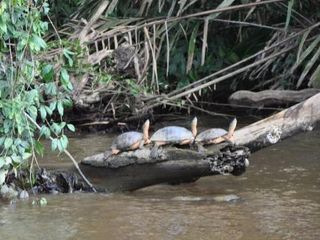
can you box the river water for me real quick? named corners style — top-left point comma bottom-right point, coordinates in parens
top-left (0, 119), bottom-right (320, 240)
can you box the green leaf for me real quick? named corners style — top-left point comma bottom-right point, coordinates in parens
top-left (60, 68), bottom-right (69, 82)
top-left (51, 138), bottom-right (58, 151)
top-left (63, 49), bottom-right (74, 67)
top-left (39, 105), bottom-right (47, 120)
top-left (60, 68), bottom-right (73, 91)
top-left (41, 64), bottom-right (54, 82)
top-left (62, 98), bottom-right (73, 108)
top-left (0, 16), bottom-right (8, 34)
top-left (57, 139), bottom-right (64, 152)
top-left (45, 106), bottom-right (53, 116)
top-left (0, 137), bottom-right (5, 146)
top-left (34, 140), bottom-right (44, 157)
top-left (0, 157), bottom-right (5, 169)
top-left (17, 37), bottom-right (28, 51)
top-left (57, 100), bottom-right (64, 116)
top-left (0, 170), bottom-right (8, 185)
top-left (22, 152), bottom-right (32, 160)
top-left (60, 135), bottom-right (68, 150)
top-left (11, 155), bottom-right (22, 163)
top-left (51, 122), bottom-right (62, 135)
top-left (67, 124), bottom-right (75, 132)
top-left (43, 2), bottom-right (50, 15)
top-left (4, 137), bottom-right (13, 149)
top-left (44, 83), bottom-right (57, 95)
top-left (40, 126), bottom-right (51, 138)
top-left (27, 106), bottom-right (38, 120)
top-left (30, 34), bottom-right (47, 51)
top-left (49, 101), bottom-right (57, 112)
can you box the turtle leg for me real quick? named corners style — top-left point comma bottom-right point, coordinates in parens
top-left (179, 139), bottom-right (192, 145)
top-left (150, 143), bottom-right (160, 159)
top-left (155, 141), bottom-right (167, 146)
top-left (224, 135), bottom-right (234, 143)
top-left (211, 135), bottom-right (234, 144)
top-left (111, 148), bottom-right (120, 155)
top-left (138, 140), bottom-right (145, 149)
top-left (130, 141), bottom-right (141, 150)
top-left (210, 137), bottom-right (225, 144)
top-left (196, 143), bottom-right (206, 154)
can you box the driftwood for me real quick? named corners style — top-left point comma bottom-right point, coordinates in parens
top-left (80, 144), bottom-right (250, 192)
top-left (229, 89), bottom-right (320, 107)
top-left (80, 92), bottom-right (320, 192)
top-left (233, 92), bottom-right (320, 151)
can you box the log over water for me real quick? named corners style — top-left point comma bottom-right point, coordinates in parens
top-left (233, 92), bottom-right (320, 151)
top-left (80, 144), bottom-right (250, 192)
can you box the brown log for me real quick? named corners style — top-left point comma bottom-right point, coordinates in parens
top-left (80, 144), bottom-right (250, 192)
top-left (229, 89), bottom-right (320, 107)
top-left (233, 92), bottom-right (320, 151)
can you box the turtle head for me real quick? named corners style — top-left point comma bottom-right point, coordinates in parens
top-left (143, 119), bottom-right (150, 142)
top-left (191, 117), bottom-right (198, 137)
top-left (227, 118), bottom-right (237, 137)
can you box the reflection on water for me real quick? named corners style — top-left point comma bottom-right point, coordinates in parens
top-left (0, 127), bottom-right (320, 240)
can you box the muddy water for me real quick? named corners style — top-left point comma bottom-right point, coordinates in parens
top-left (0, 120), bottom-right (320, 240)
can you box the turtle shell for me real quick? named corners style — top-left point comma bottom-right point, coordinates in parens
top-left (111, 131), bottom-right (143, 151)
top-left (150, 126), bottom-right (194, 143)
top-left (195, 128), bottom-right (227, 143)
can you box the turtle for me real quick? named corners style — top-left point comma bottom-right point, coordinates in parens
top-left (150, 117), bottom-right (197, 146)
top-left (111, 119), bottom-right (150, 155)
top-left (195, 118), bottom-right (237, 145)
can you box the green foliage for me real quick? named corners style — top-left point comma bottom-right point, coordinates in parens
top-left (32, 197), bottom-right (48, 206)
top-left (0, 0), bottom-right (76, 185)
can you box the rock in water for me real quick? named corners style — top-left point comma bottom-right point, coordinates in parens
top-left (0, 184), bottom-right (18, 199)
top-left (19, 190), bottom-right (29, 199)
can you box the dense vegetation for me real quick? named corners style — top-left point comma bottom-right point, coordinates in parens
top-left (0, 0), bottom-right (319, 186)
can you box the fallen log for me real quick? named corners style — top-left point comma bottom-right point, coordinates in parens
top-left (80, 92), bottom-right (320, 192)
top-left (229, 89), bottom-right (320, 107)
top-left (80, 144), bottom-right (250, 192)
top-left (233, 92), bottom-right (320, 151)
